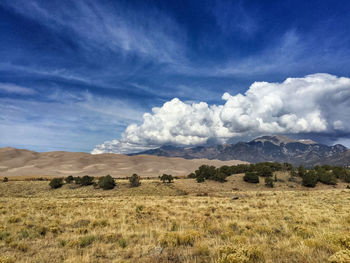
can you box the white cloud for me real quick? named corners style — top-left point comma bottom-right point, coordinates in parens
top-left (92, 73), bottom-right (350, 154)
top-left (0, 83), bottom-right (35, 95)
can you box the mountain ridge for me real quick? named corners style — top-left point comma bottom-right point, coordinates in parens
top-left (130, 135), bottom-right (350, 167)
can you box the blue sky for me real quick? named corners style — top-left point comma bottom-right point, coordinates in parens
top-left (1, 0), bottom-right (350, 153)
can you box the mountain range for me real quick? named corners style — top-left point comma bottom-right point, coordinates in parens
top-left (130, 135), bottom-right (350, 167)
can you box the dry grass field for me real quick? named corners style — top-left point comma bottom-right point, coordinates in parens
top-left (1, 176), bottom-right (350, 263)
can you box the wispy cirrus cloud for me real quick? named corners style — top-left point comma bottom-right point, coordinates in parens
top-left (0, 0), bottom-right (187, 64)
top-left (0, 83), bottom-right (36, 95)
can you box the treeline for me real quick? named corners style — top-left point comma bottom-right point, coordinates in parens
top-left (188, 162), bottom-right (350, 188)
top-left (49, 174), bottom-right (141, 190)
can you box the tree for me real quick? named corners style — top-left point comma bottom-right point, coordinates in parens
top-left (98, 175), bottom-right (116, 190)
top-left (3, 177), bottom-right (8, 182)
top-left (160, 174), bottom-right (174, 183)
top-left (129, 174), bottom-right (141, 187)
top-left (65, 175), bottom-right (74, 184)
top-left (265, 177), bottom-right (274, 188)
top-left (243, 172), bottom-right (259, 184)
top-left (49, 178), bottom-right (63, 189)
top-left (302, 170), bottom-right (318, 187)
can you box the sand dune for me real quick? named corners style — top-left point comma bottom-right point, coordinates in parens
top-left (0, 147), bottom-right (247, 177)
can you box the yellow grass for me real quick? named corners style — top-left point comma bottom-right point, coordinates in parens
top-left (0, 178), bottom-right (350, 262)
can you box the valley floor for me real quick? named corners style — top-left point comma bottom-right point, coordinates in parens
top-left (0, 177), bottom-right (350, 262)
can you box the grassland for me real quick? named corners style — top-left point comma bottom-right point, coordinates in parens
top-left (0, 175), bottom-right (350, 263)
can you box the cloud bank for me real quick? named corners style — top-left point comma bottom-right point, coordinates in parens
top-left (92, 73), bottom-right (350, 154)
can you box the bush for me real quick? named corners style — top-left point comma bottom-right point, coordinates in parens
top-left (333, 167), bottom-right (350, 183)
top-left (80, 175), bottom-right (94, 186)
top-left (3, 177), bottom-right (8, 182)
top-left (243, 172), bottom-right (259, 184)
top-left (265, 177), bottom-right (274, 188)
top-left (196, 176), bottom-right (205, 183)
top-left (187, 172), bottom-right (196, 178)
top-left (129, 174), bottom-right (141, 187)
top-left (160, 174), bottom-right (174, 183)
top-left (65, 175), bottom-right (74, 184)
top-left (317, 169), bottom-right (337, 185)
top-left (256, 166), bottom-right (273, 177)
top-left (49, 178), bottom-right (64, 189)
top-left (302, 170), bottom-right (318, 187)
top-left (298, 165), bottom-right (306, 177)
top-left (212, 170), bottom-right (227, 182)
top-left (98, 175), bottom-right (116, 190)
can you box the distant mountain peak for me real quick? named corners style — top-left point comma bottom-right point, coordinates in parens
top-left (252, 135), bottom-right (317, 146)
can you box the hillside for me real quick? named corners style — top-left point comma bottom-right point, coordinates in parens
top-left (0, 147), bottom-right (247, 178)
top-left (131, 135), bottom-right (350, 167)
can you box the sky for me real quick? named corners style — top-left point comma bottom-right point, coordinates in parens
top-left (1, 0), bottom-right (350, 153)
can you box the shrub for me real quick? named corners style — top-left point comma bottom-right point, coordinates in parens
top-left (129, 174), bottom-right (141, 187)
top-left (160, 174), bottom-right (174, 183)
top-left (79, 235), bottom-right (96, 248)
top-left (187, 172), bottom-right (196, 178)
top-left (65, 175), bottom-right (74, 184)
top-left (196, 176), bottom-right (205, 183)
top-left (194, 165), bottom-right (216, 181)
top-left (212, 171), bottom-right (227, 182)
top-left (334, 167), bottom-right (350, 183)
top-left (256, 166), bottom-right (273, 177)
top-left (98, 175), bottom-right (116, 190)
top-left (243, 172), bottom-right (259, 184)
top-left (218, 165), bottom-right (232, 177)
top-left (49, 178), bottom-right (63, 189)
top-left (265, 177), bottom-right (274, 188)
top-left (3, 177), bottom-right (8, 182)
top-left (302, 170), bottom-right (318, 187)
top-left (118, 238), bottom-right (127, 248)
top-left (298, 165), bottom-right (306, 177)
top-left (318, 169), bottom-right (337, 185)
top-left (80, 175), bottom-right (94, 186)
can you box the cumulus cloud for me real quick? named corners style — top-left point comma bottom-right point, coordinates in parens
top-left (92, 73), bottom-right (350, 154)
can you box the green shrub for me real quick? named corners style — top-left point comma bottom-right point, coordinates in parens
top-left (3, 177), bottom-right (8, 182)
top-left (196, 176), bottom-right (205, 183)
top-left (49, 178), bottom-right (63, 189)
top-left (160, 174), bottom-right (174, 183)
top-left (243, 172), bottom-right (259, 184)
top-left (298, 165), bottom-right (306, 177)
top-left (129, 174), bottom-right (141, 187)
top-left (65, 175), bottom-right (74, 184)
top-left (318, 169), bottom-right (337, 185)
top-left (187, 172), bottom-right (196, 178)
top-left (118, 238), bottom-right (127, 248)
top-left (302, 170), bottom-right (318, 187)
top-left (264, 177), bottom-right (274, 188)
top-left (98, 175), bottom-right (116, 190)
top-left (256, 166), bottom-right (273, 177)
top-left (80, 175), bottom-right (94, 186)
top-left (79, 235), bottom-right (96, 247)
top-left (334, 168), bottom-right (350, 183)
top-left (212, 171), bottom-right (227, 182)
